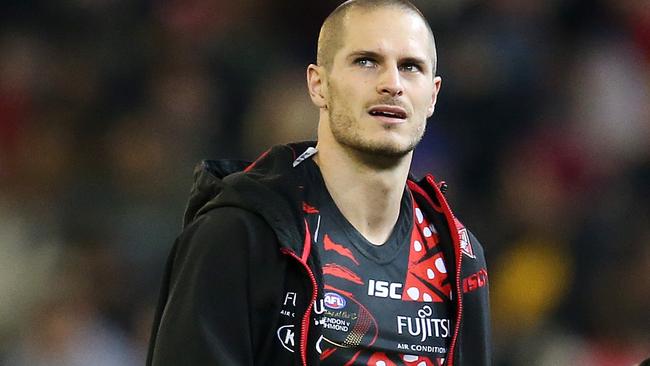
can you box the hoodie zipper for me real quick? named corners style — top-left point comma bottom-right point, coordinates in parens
top-left (281, 249), bottom-right (318, 366)
top-left (280, 218), bottom-right (317, 366)
top-left (408, 177), bottom-right (464, 366)
top-left (425, 175), bottom-right (463, 366)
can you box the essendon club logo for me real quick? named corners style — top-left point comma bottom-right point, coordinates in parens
top-left (458, 227), bottom-right (475, 259)
top-left (453, 218), bottom-right (476, 259)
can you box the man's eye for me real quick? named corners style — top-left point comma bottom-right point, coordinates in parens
top-left (400, 64), bottom-right (421, 73)
top-left (355, 58), bottom-right (376, 67)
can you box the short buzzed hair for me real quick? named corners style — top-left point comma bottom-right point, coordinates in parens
top-left (317, 0), bottom-right (438, 75)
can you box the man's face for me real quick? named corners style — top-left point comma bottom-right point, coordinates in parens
top-left (322, 7), bottom-right (441, 158)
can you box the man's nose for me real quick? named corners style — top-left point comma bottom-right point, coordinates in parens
top-left (376, 66), bottom-right (404, 97)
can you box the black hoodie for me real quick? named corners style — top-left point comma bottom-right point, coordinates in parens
top-left (147, 142), bottom-right (491, 366)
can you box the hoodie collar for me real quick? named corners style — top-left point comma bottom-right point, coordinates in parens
top-left (183, 141), bottom-right (317, 253)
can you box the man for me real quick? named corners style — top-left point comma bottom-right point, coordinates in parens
top-left (147, 1), bottom-right (491, 365)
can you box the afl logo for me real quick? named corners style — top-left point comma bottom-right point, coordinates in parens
top-left (324, 292), bottom-right (346, 309)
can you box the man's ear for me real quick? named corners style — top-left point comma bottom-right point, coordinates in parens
top-left (307, 64), bottom-right (327, 109)
top-left (427, 76), bottom-right (442, 117)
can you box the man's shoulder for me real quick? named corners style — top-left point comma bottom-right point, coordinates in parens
top-left (172, 207), bottom-right (274, 265)
top-left (184, 206), bottom-right (275, 243)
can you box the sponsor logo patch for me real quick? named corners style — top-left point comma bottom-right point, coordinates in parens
top-left (396, 305), bottom-right (451, 342)
top-left (277, 325), bottom-right (295, 353)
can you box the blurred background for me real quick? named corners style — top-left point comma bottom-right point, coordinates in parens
top-left (0, 0), bottom-right (648, 365)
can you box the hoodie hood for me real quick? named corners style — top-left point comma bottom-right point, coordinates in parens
top-left (183, 141), bottom-right (316, 253)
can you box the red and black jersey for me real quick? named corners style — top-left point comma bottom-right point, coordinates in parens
top-left (148, 142), bottom-right (492, 366)
top-left (303, 160), bottom-right (453, 366)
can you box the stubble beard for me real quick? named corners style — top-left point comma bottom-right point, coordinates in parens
top-left (327, 99), bottom-right (426, 160)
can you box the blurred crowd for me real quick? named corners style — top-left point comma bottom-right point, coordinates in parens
top-left (0, 0), bottom-right (648, 365)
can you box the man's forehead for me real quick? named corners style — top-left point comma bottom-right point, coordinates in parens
top-left (341, 7), bottom-right (424, 37)
top-left (337, 8), bottom-right (434, 61)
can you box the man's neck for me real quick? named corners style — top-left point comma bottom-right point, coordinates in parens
top-left (313, 140), bottom-right (412, 246)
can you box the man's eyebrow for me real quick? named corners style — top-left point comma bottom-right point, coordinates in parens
top-left (346, 50), bottom-right (383, 60)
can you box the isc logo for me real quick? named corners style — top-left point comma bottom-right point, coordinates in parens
top-left (324, 292), bottom-right (346, 309)
top-left (367, 279), bottom-right (403, 299)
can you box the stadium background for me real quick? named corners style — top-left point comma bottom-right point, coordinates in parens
top-left (0, 0), bottom-right (648, 365)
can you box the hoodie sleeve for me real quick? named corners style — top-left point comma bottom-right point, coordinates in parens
top-left (147, 207), bottom-right (280, 366)
top-left (457, 229), bottom-right (492, 366)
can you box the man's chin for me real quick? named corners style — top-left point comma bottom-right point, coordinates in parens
top-left (343, 137), bottom-right (417, 159)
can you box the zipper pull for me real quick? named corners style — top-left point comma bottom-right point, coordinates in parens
top-left (438, 181), bottom-right (448, 195)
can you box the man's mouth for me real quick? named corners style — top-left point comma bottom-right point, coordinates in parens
top-left (368, 105), bottom-right (408, 121)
